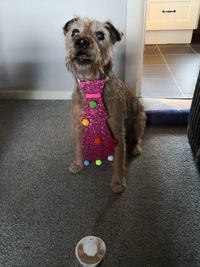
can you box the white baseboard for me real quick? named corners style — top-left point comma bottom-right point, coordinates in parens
top-left (0, 90), bottom-right (72, 100)
top-left (141, 98), bottom-right (192, 111)
top-left (145, 30), bottom-right (193, 44)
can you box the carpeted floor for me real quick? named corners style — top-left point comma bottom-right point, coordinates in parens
top-left (0, 100), bottom-right (200, 267)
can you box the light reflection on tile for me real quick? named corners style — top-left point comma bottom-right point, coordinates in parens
top-left (142, 78), bottom-right (183, 98)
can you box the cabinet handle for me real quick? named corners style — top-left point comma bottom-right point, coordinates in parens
top-left (162, 10), bottom-right (176, 13)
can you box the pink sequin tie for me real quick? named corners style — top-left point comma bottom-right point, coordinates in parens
top-left (79, 80), bottom-right (118, 166)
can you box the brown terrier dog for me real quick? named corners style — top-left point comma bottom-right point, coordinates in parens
top-left (63, 17), bottom-right (146, 193)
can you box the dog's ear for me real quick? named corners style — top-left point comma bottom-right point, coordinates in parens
top-left (105, 22), bottom-right (123, 44)
top-left (63, 17), bottom-right (79, 35)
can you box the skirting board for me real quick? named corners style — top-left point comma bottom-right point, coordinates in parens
top-left (145, 30), bottom-right (193, 44)
top-left (0, 90), bottom-right (73, 100)
top-left (141, 98), bottom-right (192, 111)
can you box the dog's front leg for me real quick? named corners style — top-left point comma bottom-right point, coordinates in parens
top-left (69, 124), bottom-right (84, 173)
top-left (111, 132), bottom-right (127, 193)
top-left (69, 100), bottom-right (85, 173)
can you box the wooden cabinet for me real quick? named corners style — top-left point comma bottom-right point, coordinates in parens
top-left (146, 0), bottom-right (200, 43)
top-left (146, 0), bottom-right (200, 30)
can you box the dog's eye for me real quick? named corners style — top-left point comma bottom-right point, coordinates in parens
top-left (96, 31), bottom-right (105, 41)
top-left (71, 29), bottom-right (80, 37)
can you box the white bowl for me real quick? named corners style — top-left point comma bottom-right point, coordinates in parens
top-left (75, 236), bottom-right (106, 267)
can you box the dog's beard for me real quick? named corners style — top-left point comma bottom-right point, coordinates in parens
top-left (65, 48), bottom-right (94, 69)
top-left (66, 45), bottom-right (112, 80)
top-left (66, 51), bottom-right (103, 80)
top-left (73, 51), bottom-right (92, 65)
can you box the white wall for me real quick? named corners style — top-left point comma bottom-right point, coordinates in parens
top-left (0, 0), bottom-right (126, 93)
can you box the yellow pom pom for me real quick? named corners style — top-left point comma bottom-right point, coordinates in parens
top-left (81, 118), bottom-right (90, 126)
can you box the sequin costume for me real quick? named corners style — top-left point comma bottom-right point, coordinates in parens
top-left (79, 80), bottom-right (118, 166)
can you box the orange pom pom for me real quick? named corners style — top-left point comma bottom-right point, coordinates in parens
top-left (94, 136), bottom-right (102, 145)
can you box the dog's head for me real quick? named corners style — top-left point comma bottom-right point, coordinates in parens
top-left (63, 17), bottom-right (122, 80)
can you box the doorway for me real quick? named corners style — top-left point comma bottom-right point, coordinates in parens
top-left (141, 0), bottom-right (200, 99)
top-left (142, 43), bottom-right (200, 98)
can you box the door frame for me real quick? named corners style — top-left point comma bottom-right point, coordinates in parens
top-left (125, 0), bottom-right (147, 96)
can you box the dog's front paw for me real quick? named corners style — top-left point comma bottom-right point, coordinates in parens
top-left (111, 181), bottom-right (127, 193)
top-left (69, 162), bottom-right (84, 173)
top-left (132, 144), bottom-right (142, 157)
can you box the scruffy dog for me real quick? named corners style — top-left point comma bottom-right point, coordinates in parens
top-left (63, 17), bottom-right (146, 193)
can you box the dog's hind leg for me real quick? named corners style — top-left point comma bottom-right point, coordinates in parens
top-left (126, 102), bottom-right (146, 158)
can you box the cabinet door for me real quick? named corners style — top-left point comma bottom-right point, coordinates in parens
top-left (146, 0), bottom-right (200, 30)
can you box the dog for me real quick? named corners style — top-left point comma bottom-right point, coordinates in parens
top-left (63, 17), bottom-right (146, 193)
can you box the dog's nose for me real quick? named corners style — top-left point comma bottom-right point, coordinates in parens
top-left (75, 38), bottom-right (90, 50)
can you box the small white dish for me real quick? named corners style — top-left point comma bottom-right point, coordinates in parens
top-left (75, 236), bottom-right (106, 267)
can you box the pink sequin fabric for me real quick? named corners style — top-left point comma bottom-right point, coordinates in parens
top-left (80, 80), bottom-right (118, 165)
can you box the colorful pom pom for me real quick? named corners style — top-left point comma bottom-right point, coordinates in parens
top-left (95, 159), bottom-right (102, 166)
top-left (83, 160), bottom-right (90, 166)
top-left (108, 140), bottom-right (118, 148)
top-left (94, 136), bottom-right (102, 145)
top-left (107, 155), bottom-right (114, 161)
top-left (81, 118), bottom-right (90, 126)
top-left (90, 100), bottom-right (98, 109)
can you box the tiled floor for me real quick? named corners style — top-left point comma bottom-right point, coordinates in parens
top-left (142, 44), bottom-right (200, 99)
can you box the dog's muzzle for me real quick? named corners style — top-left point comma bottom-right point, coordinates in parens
top-left (74, 38), bottom-right (92, 65)
top-left (75, 38), bottom-right (90, 50)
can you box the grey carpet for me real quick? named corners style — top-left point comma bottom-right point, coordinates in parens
top-left (0, 100), bottom-right (200, 267)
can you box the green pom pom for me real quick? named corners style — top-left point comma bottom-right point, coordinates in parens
top-left (90, 100), bottom-right (97, 109)
top-left (95, 159), bottom-right (102, 166)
